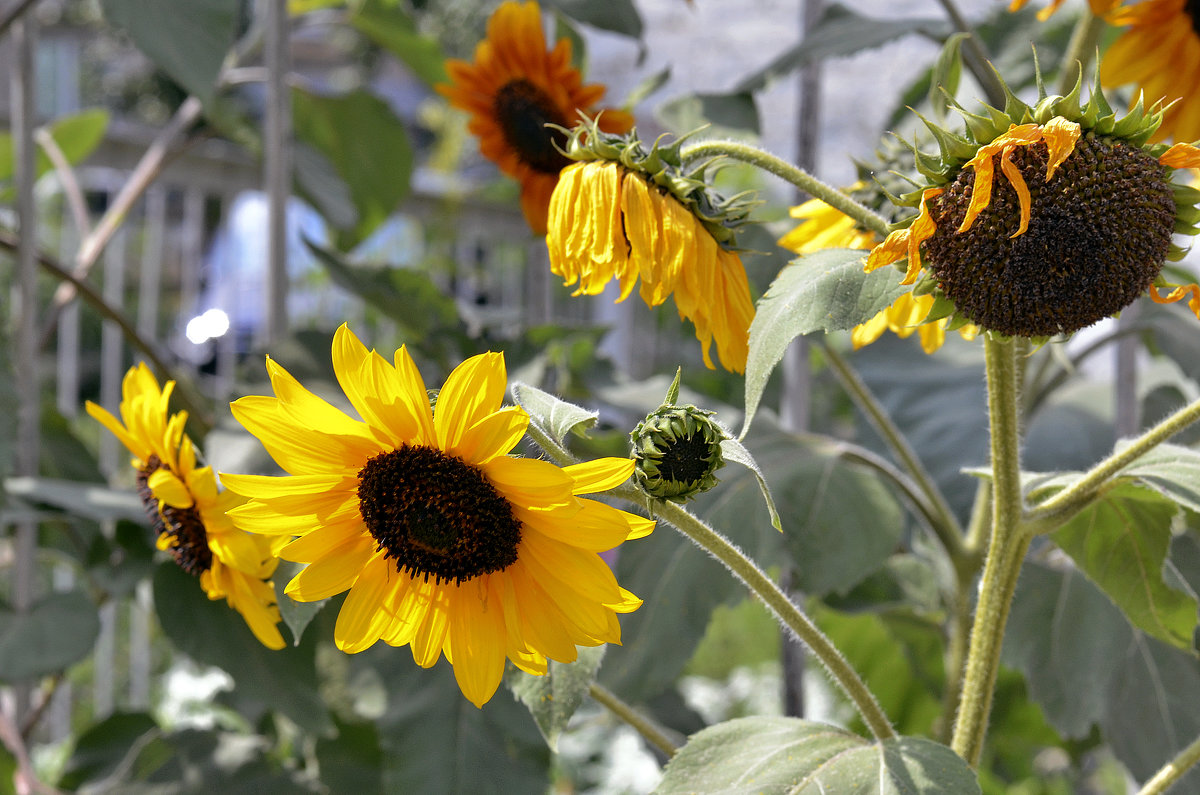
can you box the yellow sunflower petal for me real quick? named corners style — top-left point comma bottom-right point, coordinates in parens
top-left (147, 468), bottom-right (193, 509)
top-left (284, 536), bottom-right (375, 601)
top-left (231, 395), bottom-right (385, 476)
top-left (454, 406), bottom-right (528, 465)
top-left (561, 457), bottom-right (634, 495)
top-left (409, 580), bottom-right (452, 668)
top-left (334, 550), bottom-right (394, 653)
top-left (482, 455), bottom-right (575, 510)
top-left (1160, 142), bottom-right (1200, 168)
top-left (434, 352), bottom-right (507, 452)
top-left (999, 149), bottom-right (1033, 237)
top-left (448, 579), bottom-right (507, 708)
top-left (1040, 116), bottom-right (1081, 179)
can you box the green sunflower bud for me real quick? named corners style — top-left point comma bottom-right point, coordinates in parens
top-left (631, 403), bottom-right (727, 504)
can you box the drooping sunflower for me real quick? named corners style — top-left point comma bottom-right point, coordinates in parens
top-left (864, 69), bottom-right (1200, 341)
top-left (779, 182), bottom-right (978, 353)
top-left (221, 325), bottom-right (653, 708)
top-left (87, 364), bottom-right (285, 650)
top-left (438, 0), bottom-right (634, 235)
top-left (545, 121), bottom-right (756, 373)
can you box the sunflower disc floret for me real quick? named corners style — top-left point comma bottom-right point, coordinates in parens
top-left (631, 403), bottom-right (727, 503)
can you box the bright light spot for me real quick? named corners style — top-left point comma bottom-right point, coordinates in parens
top-left (185, 308), bottom-right (230, 345)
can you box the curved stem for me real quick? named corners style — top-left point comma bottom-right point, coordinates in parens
top-left (933, 0), bottom-right (1006, 108)
top-left (679, 139), bottom-right (891, 237)
top-left (526, 409), bottom-right (894, 739)
top-left (1028, 395), bottom-right (1200, 524)
top-left (1137, 734), bottom-right (1200, 795)
top-left (952, 335), bottom-right (1027, 766)
top-left (1055, 11), bottom-right (1107, 97)
top-left (588, 682), bottom-right (681, 758)
top-left (820, 341), bottom-right (968, 567)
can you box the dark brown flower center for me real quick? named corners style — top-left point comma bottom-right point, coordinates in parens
top-left (655, 431), bottom-right (717, 484)
top-left (1186, 0), bottom-right (1200, 37)
top-left (923, 135), bottom-right (1176, 337)
top-left (138, 455), bottom-right (212, 576)
top-left (493, 79), bottom-right (572, 174)
top-left (356, 445), bottom-right (522, 584)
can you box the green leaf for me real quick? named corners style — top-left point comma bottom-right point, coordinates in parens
top-left (152, 562), bottom-right (333, 735)
top-left (656, 92), bottom-right (760, 136)
top-left (510, 382), bottom-right (598, 444)
top-left (274, 562), bottom-right (325, 645)
top-left (315, 718), bottom-right (385, 795)
top-left (928, 33), bottom-right (966, 120)
top-left (736, 3), bottom-right (950, 94)
top-left (1001, 562), bottom-right (1131, 739)
top-left (57, 712), bottom-right (161, 790)
top-left (350, 0), bottom-right (447, 86)
top-left (0, 109), bottom-right (109, 186)
top-left (658, 717), bottom-right (979, 794)
top-left (704, 427), bottom-right (905, 596)
top-left (3, 477), bottom-right (146, 523)
top-left (1051, 482), bottom-right (1198, 651)
top-left (542, 0), bottom-right (642, 39)
top-left (719, 436), bottom-right (782, 532)
top-left (742, 249), bottom-right (908, 436)
top-left (507, 645), bottom-right (605, 750)
top-left (100, 0), bottom-right (239, 104)
top-left (0, 590), bottom-right (101, 681)
top-left (292, 88), bottom-right (413, 248)
top-left (1116, 441), bottom-right (1200, 515)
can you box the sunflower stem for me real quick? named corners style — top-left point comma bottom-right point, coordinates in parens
top-left (634, 496), bottom-right (896, 742)
top-left (821, 341), bottom-right (971, 573)
top-left (933, 0), bottom-right (1007, 109)
top-left (1136, 733), bottom-right (1200, 795)
top-left (679, 140), bottom-right (891, 237)
top-left (1026, 394), bottom-right (1200, 526)
top-left (588, 682), bottom-right (681, 758)
top-left (951, 335), bottom-right (1029, 767)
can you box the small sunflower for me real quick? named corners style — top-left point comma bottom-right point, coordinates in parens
top-left (87, 364), bottom-right (285, 650)
top-left (221, 325), bottom-right (652, 708)
top-left (438, 0), bottom-right (634, 234)
top-left (545, 122), bottom-right (756, 373)
top-left (865, 70), bottom-right (1200, 341)
top-left (779, 182), bottom-right (979, 353)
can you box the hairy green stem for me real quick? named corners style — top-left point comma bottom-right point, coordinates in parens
top-left (821, 341), bottom-right (969, 570)
top-left (525, 411), bottom-right (894, 739)
top-left (952, 336), bottom-right (1027, 766)
top-left (1028, 395), bottom-right (1200, 524)
top-left (1137, 734), bottom-right (1200, 795)
top-left (1055, 10), bottom-right (1106, 96)
top-left (588, 682), bottom-right (681, 758)
top-left (933, 0), bottom-right (1007, 108)
top-left (679, 140), bottom-right (891, 237)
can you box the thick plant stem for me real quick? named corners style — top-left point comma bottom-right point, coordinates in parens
top-left (821, 341), bottom-right (969, 569)
top-left (679, 140), bottom-right (891, 237)
top-left (636, 497), bottom-right (896, 741)
top-left (1056, 11), bottom-right (1106, 96)
top-left (524, 416), bottom-right (895, 740)
top-left (1028, 395), bottom-right (1200, 525)
top-left (952, 336), bottom-right (1027, 766)
top-left (1137, 734), bottom-right (1200, 795)
top-left (589, 682), bottom-right (680, 758)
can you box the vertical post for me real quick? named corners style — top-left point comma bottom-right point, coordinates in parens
top-left (264, 0), bottom-right (291, 344)
top-left (1114, 305), bottom-right (1140, 438)
top-left (9, 12), bottom-right (40, 724)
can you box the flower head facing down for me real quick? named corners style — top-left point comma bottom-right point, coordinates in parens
top-left (545, 122), bottom-right (756, 372)
top-left (222, 325), bottom-right (653, 708)
top-left (866, 70), bottom-right (1200, 341)
top-left (86, 364), bottom-right (285, 650)
top-left (438, 0), bottom-right (633, 234)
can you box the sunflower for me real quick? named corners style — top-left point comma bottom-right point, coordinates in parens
top-left (438, 0), bottom-right (634, 235)
top-left (221, 325), bottom-right (653, 708)
top-left (86, 364), bottom-right (285, 650)
top-left (779, 184), bottom-right (978, 353)
top-left (545, 123), bottom-right (756, 373)
top-left (864, 71), bottom-right (1200, 341)
top-left (1007, 0), bottom-right (1118, 21)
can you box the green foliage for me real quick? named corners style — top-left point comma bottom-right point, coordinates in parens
top-left (350, 0), bottom-right (448, 86)
top-left (507, 645), bottom-right (605, 750)
top-left (0, 109), bottom-right (109, 189)
top-left (314, 718), bottom-right (386, 795)
top-left (658, 717), bottom-right (979, 794)
top-left (292, 88), bottom-right (414, 249)
top-left (743, 249), bottom-right (910, 436)
top-left (657, 92), bottom-right (761, 137)
top-left (509, 381), bottom-right (598, 445)
top-left (542, 0), bottom-right (643, 39)
top-left (100, 0), bottom-right (239, 104)
top-left (0, 590), bottom-right (100, 682)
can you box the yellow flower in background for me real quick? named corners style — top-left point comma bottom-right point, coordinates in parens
top-left (1008, 0), bottom-right (1119, 21)
top-left (438, 0), bottom-right (634, 234)
top-left (222, 325), bottom-right (652, 708)
top-left (778, 184), bottom-right (977, 353)
top-left (87, 364), bottom-right (285, 650)
top-left (866, 74), bottom-right (1200, 340)
top-left (547, 160), bottom-right (756, 374)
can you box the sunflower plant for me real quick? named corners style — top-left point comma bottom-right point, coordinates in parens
top-left (11, 1), bottom-right (1200, 794)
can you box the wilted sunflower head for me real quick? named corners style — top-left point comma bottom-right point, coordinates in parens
top-left (866, 67), bottom-right (1200, 342)
top-left (545, 119), bottom-right (758, 372)
top-left (437, 0), bottom-right (633, 234)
